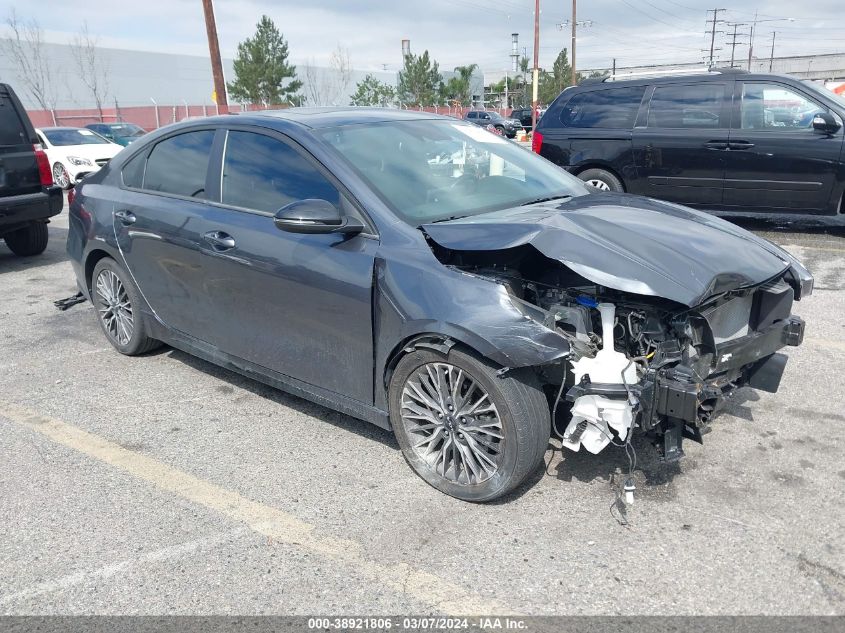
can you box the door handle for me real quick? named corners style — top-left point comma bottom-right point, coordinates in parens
top-left (203, 230), bottom-right (236, 251)
top-left (703, 141), bottom-right (729, 150)
top-left (728, 141), bottom-right (755, 150)
top-left (114, 209), bottom-right (136, 225)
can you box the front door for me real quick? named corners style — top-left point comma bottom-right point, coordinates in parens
top-left (632, 81), bottom-right (732, 207)
top-left (723, 80), bottom-right (843, 213)
top-left (194, 128), bottom-right (377, 404)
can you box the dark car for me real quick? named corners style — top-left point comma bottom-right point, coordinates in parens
top-left (510, 107), bottom-right (536, 129)
top-left (0, 83), bottom-right (63, 256)
top-left (85, 122), bottom-right (146, 146)
top-left (67, 108), bottom-right (812, 502)
top-left (534, 69), bottom-right (845, 217)
top-left (464, 110), bottom-right (522, 137)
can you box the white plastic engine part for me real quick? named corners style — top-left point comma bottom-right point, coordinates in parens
top-left (561, 395), bottom-right (634, 454)
top-left (563, 302), bottom-right (638, 454)
top-left (571, 302), bottom-right (638, 386)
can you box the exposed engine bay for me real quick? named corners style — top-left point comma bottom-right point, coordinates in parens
top-left (432, 243), bottom-right (807, 462)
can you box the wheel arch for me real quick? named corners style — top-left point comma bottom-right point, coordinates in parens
top-left (84, 248), bottom-right (114, 294)
top-left (571, 163), bottom-right (627, 191)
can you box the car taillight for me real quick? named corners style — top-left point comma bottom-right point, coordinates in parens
top-left (67, 187), bottom-right (76, 206)
top-left (531, 131), bottom-right (543, 154)
top-left (33, 144), bottom-right (53, 186)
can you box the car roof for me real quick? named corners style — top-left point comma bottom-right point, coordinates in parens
top-left (575, 70), bottom-right (801, 89)
top-left (237, 107), bottom-right (446, 129)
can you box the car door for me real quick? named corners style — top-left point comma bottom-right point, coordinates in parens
top-left (632, 80), bottom-right (732, 207)
top-left (723, 80), bottom-right (842, 213)
top-left (114, 127), bottom-right (219, 336)
top-left (194, 127), bottom-right (377, 404)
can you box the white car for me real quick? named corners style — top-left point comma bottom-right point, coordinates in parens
top-left (35, 127), bottom-right (123, 189)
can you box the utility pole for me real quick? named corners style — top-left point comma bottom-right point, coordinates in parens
top-left (747, 10), bottom-right (757, 70)
top-left (612, 58), bottom-right (616, 76)
top-left (531, 0), bottom-right (540, 131)
top-left (201, 0), bottom-right (228, 113)
top-left (769, 31), bottom-right (777, 72)
top-left (726, 23), bottom-right (747, 68)
top-left (706, 8), bottom-right (726, 68)
top-left (571, 0), bottom-right (577, 86)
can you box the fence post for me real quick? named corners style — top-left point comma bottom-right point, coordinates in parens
top-left (150, 98), bottom-right (160, 128)
top-left (50, 109), bottom-right (57, 126)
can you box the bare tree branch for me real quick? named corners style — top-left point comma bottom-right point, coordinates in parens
top-left (0, 10), bottom-right (56, 111)
top-left (69, 22), bottom-right (110, 120)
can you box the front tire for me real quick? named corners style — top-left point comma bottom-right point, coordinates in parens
top-left (91, 258), bottom-right (161, 355)
top-left (578, 168), bottom-right (624, 192)
top-left (52, 162), bottom-right (70, 189)
top-left (389, 348), bottom-right (550, 502)
top-left (3, 222), bottom-right (48, 256)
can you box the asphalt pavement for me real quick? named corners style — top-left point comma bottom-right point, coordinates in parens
top-left (1, 208), bottom-right (843, 615)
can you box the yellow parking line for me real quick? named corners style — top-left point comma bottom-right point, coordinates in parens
top-left (0, 400), bottom-right (509, 615)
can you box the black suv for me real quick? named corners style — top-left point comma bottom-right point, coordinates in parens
top-left (464, 110), bottom-right (522, 137)
top-left (0, 83), bottom-right (62, 256)
top-left (534, 70), bottom-right (845, 216)
top-left (510, 107), bottom-right (535, 129)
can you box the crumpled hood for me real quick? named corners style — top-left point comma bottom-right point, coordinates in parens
top-left (423, 193), bottom-right (796, 307)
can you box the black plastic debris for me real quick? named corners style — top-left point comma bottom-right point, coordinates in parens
top-left (54, 292), bottom-right (87, 311)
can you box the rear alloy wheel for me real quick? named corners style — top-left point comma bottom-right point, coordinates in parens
top-left (578, 168), bottom-right (624, 192)
top-left (91, 258), bottom-right (161, 355)
top-left (389, 348), bottom-right (550, 502)
top-left (3, 222), bottom-right (48, 256)
top-left (52, 162), bottom-right (70, 189)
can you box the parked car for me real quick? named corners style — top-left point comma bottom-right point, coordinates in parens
top-left (0, 83), bottom-right (62, 256)
top-left (36, 127), bottom-right (123, 189)
top-left (67, 108), bottom-right (811, 502)
top-left (534, 69), bottom-right (845, 216)
top-left (85, 122), bottom-right (146, 146)
top-left (464, 110), bottom-right (522, 137)
top-left (510, 107), bottom-right (538, 129)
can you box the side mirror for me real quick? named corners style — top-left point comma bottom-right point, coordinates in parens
top-left (812, 112), bottom-right (841, 134)
top-left (273, 199), bottom-right (364, 235)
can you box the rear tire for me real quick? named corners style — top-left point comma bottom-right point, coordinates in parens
top-left (4, 222), bottom-right (48, 256)
top-left (91, 257), bottom-right (161, 355)
top-left (389, 347), bottom-right (550, 502)
top-left (578, 168), bottom-right (624, 192)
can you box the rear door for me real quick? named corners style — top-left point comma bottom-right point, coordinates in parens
top-left (114, 127), bottom-right (219, 336)
top-left (632, 80), bottom-right (732, 207)
top-left (723, 80), bottom-right (842, 213)
top-left (540, 85), bottom-right (645, 187)
top-left (0, 85), bottom-right (41, 199)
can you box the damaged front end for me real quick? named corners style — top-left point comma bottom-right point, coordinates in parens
top-left (424, 212), bottom-right (811, 461)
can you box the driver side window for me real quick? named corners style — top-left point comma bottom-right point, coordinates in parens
top-left (144, 130), bottom-right (215, 198)
top-left (740, 83), bottom-right (824, 131)
top-left (221, 131), bottom-right (340, 213)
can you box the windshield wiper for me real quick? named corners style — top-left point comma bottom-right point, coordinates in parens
top-left (428, 214), bottom-right (468, 224)
top-left (520, 194), bottom-right (573, 206)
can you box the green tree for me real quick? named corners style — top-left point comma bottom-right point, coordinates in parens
top-left (227, 15), bottom-right (302, 105)
top-left (350, 74), bottom-right (396, 106)
top-left (397, 50), bottom-right (443, 107)
top-left (444, 63), bottom-right (478, 104)
top-left (538, 48), bottom-right (577, 105)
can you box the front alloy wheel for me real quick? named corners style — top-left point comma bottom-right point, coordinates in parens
top-left (52, 163), bottom-right (70, 189)
top-left (400, 362), bottom-right (504, 485)
top-left (389, 348), bottom-right (550, 502)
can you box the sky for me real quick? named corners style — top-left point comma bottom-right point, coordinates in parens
top-left (2, 0), bottom-right (843, 75)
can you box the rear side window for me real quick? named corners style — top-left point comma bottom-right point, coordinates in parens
top-left (122, 152), bottom-right (146, 188)
top-left (648, 83), bottom-right (724, 129)
top-left (221, 131), bottom-right (340, 213)
top-left (560, 86), bottom-right (646, 128)
top-left (0, 95), bottom-right (29, 146)
top-left (143, 130), bottom-right (215, 198)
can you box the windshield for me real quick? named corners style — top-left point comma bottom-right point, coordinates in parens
top-left (108, 124), bottom-right (145, 137)
top-left (804, 81), bottom-right (845, 111)
top-left (44, 128), bottom-right (111, 146)
top-left (319, 120), bottom-right (589, 224)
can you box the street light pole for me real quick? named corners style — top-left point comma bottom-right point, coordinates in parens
top-left (201, 0), bottom-right (228, 114)
top-left (769, 31), bottom-right (777, 72)
top-left (531, 0), bottom-right (540, 131)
